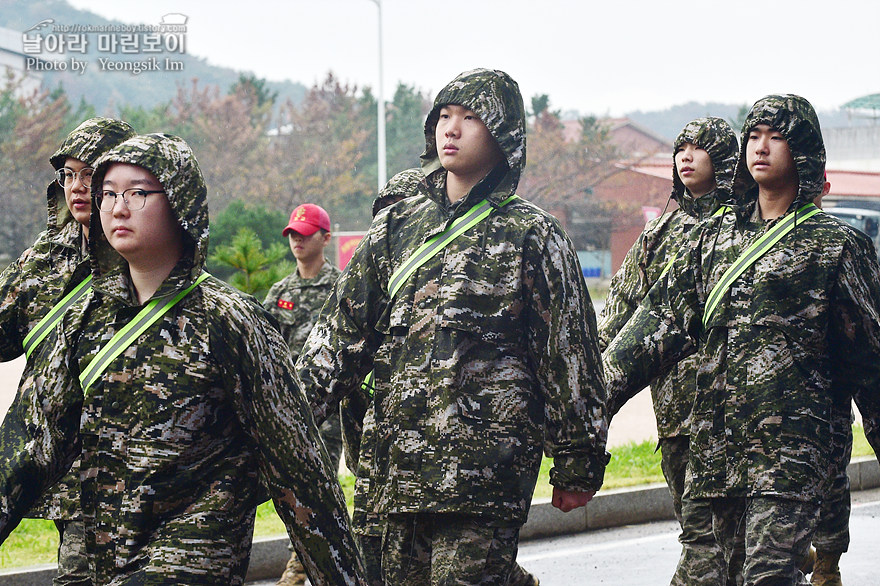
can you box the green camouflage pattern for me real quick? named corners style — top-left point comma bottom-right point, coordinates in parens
top-left (0, 117), bottom-right (134, 363)
top-left (263, 260), bottom-right (341, 362)
top-left (357, 167), bottom-right (549, 578)
top-left (603, 95), bottom-right (880, 503)
top-left (298, 69), bottom-right (608, 528)
top-left (263, 259), bottom-right (344, 584)
top-left (54, 520), bottom-right (90, 586)
top-left (421, 68), bottom-right (526, 199)
top-left (371, 168), bottom-right (426, 217)
top-left (0, 134), bottom-right (366, 585)
top-left (599, 117), bottom-right (737, 438)
top-left (0, 118), bottom-right (135, 526)
top-left (661, 437), bottom-right (729, 585)
top-left (712, 497), bottom-right (818, 584)
top-left (263, 262), bottom-right (344, 470)
top-left (813, 411), bottom-right (853, 553)
top-left (381, 513), bottom-right (520, 585)
top-left (354, 533), bottom-right (383, 586)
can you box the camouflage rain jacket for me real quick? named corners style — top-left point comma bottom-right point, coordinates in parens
top-left (603, 95), bottom-right (880, 502)
top-left (0, 134), bottom-right (366, 585)
top-left (0, 117), bottom-right (135, 519)
top-left (297, 68), bottom-right (609, 525)
top-left (263, 260), bottom-right (341, 362)
top-left (598, 117), bottom-right (738, 438)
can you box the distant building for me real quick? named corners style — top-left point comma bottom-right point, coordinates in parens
top-left (823, 94), bottom-right (880, 172)
top-left (563, 117), bottom-right (671, 162)
top-left (823, 170), bottom-right (880, 207)
top-left (593, 161), bottom-right (675, 273)
top-left (825, 127), bottom-right (880, 172)
top-left (0, 26), bottom-right (44, 97)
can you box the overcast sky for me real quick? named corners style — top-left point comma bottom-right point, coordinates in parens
top-left (64, 0), bottom-right (878, 116)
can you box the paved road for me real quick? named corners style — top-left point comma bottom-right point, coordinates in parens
top-left (248, 488), bottom-right (880, 585)
top-left (513, 487), bottom-right (880, 585)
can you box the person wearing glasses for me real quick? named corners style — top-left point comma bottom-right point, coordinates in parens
top-left (0, 117), bottom-right (134, 586)
top-left (0, 133), bottom-right (367, 585)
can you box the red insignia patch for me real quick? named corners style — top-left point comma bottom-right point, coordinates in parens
top-left (277, 299), bottom-right (295, 310)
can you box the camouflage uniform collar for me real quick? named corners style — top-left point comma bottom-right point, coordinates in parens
top-left (44, 215), bottom-right (87, 256)
top-left (677, 188), bottom-right (723, 220)
top-left (424, 164), bottom-right (516, 215)
top-left (93, 253), bottom-right (199, 306)
top-left (293, 259), bottom-right (338, 286)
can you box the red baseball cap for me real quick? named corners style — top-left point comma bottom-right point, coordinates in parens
top-left (282, 203), bottom-right (331, 237)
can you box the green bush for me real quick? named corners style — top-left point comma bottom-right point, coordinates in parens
top-left (2, 427), bottom-right (874, 569)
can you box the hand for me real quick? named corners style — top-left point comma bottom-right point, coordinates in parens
top-left (551, 487), bottom-right (595, 512)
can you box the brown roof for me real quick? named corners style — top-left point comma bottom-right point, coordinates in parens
top-left (826, 170), bottom-right (880, 197)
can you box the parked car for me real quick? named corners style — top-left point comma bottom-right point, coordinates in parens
top-left (824, 206), bottom-right (880, 257)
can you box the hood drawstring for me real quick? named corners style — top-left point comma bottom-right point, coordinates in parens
top-left (659, 193), bottom-right (674, 218)
top-left (705, 206), bottom-right (729, 285)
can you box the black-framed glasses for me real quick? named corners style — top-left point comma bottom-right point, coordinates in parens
top-left (55, 167), bottom-right (94, 188)
top-left (97, 189), bottom-right (166, 212)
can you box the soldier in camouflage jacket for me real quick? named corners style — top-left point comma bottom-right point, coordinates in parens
top-left (603, 95), bottom-right (880, 584)
top-left (599, 117), bottom-right (738, 585)
top-left (0, 133), bottom-right (366, 585)
top-left (296, 68), bottom-right (609, 583)
top-left (0, 117), bottom-right (135, 584)
top-left (262, 204), bottom-right (343, 586)
top-left (263, 222), bottom-right (344, 469)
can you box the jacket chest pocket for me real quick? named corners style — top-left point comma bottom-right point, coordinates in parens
top-left (435, 246), bottom-right (524, 345)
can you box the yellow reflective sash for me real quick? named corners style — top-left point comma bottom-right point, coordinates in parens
top-left (702, 203), bottom-right (821, 327)
top-left (362, 195), bottom-right (519, 394)
top-left (23, 275), bottom-right (93, 359)
top-left (387, 195), bottom-right (518, 298)
top-left (79, 273), bottom-right (210, 395)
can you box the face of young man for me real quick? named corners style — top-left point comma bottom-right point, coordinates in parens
top-left (434, 104), bottom-right (505, 183)
top-left (288, 229), bottom-right (330, 265)
top-left (674, 143), bottom-right (715, 197)
top-left (746, 124), bottom-right (798, 190)
top-left (100, 162), bottom-right (183, 267)
top-left (62, 156), bottom-right (93, 230)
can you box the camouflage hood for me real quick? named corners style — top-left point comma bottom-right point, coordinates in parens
top-left (731, 94), bottom-right (825, 216)
top-left (671, 117), bottom-right (738, 216)
top-left (46, 117), bottom-right (135, 237)
top-left (420, 68), bottom-right (526, 198)
top-left (371, 168), bottom-right (426, 217)
top-left (89, 133), bottom-right (209, 289)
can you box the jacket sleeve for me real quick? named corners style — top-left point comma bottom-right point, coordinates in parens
top-left (0, 328), bottom-right (82, 543)
top-left (602, 244), bottom-right (701, 418)
top-left (523, 223), bottom-right (609, 492)
top-left (217, 305), bottom-right (367, 586)
top-left (0, 246), bottom-right (39, 360)
top-left (828, 236), bottom-right (880, 459)
top-left (296, 229), bottom-right (387, 426)
top-left (598, 230), bottom-right (649, 351)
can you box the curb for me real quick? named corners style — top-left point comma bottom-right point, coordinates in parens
top-left (3, 456), bottom-right (878, 584)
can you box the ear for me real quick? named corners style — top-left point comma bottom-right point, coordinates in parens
top-left (322, 231), bottom-right (332, 246)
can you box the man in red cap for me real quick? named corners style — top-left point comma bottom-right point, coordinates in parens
top-left (263, 203), bottom-right (343, 586)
